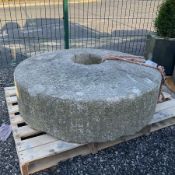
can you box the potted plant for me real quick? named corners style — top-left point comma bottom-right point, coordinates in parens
top-left (144, 0), bottom-right (175, 75)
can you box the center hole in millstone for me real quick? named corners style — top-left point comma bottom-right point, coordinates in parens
top-left (72, 53), bottom-right (103, 65)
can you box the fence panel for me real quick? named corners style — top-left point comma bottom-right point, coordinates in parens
top-left (0, 0), bottom-right (163, 67)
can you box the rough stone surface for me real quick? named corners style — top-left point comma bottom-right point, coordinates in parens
top-left (14, 48), bottom-right (161, 143)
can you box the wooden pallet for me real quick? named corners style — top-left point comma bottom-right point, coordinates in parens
top-left (4, 86), bottom-right (175, 175)
top-left (165, 76), bottom-right (175, 93)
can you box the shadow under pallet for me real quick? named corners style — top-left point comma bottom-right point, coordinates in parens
top-left (4, 86), bottom-right (175, 175)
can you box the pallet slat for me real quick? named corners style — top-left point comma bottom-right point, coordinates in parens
top-left (4, 86), bottom-right (16, 91)
top-left (28, 144), bottom-right (90, 174)
top-left (8, 105), bottom-right (19, 115)
top-left (155, 99), bottom-right (175, 112)
top-left (14, 125), bottom-right (42, 139)
top-left (4, 87), bottom-right (16, 96)
top-left (19, 140), bottom-right (80, 164)
top-left (4, 86), bottom-right (175, 175)
top-left (18, 134), bottom-right (58, 152)
top-left (151, 105), bottom-right (175, 124)
top-left (10, 114), bottom-right (24, 125)
top-left (6, 96), bottom-right (18, 104)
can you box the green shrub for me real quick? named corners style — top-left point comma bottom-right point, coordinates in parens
top-left (155, 0), bottom-right (175, 38)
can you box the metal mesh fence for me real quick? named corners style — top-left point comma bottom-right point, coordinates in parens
top-left (0, 0), bottom-right (163, 67)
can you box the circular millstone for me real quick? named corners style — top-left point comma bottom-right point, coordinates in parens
top-left (14, 49), bottom-right (161, 143)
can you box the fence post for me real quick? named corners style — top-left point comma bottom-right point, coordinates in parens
top-left (63, 0), bottom-right (69, 49)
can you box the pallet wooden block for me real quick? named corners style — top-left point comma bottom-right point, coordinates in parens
top-left (165, 76), bottom-right (175, 93)
top-left (4, 86), bottom-right (175, 175)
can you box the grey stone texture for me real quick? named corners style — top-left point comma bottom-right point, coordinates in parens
top-left (14, 48), bottom-right (161, 143)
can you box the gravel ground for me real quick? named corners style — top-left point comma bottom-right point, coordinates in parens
top-left (0, 66), bottom-right (175, 175)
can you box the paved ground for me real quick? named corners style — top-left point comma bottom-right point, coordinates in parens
top-left (1, 65), bottom-right (175, 175)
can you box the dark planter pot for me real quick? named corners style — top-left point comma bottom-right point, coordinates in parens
top-left (144, 34), bottom-right (175, 75)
